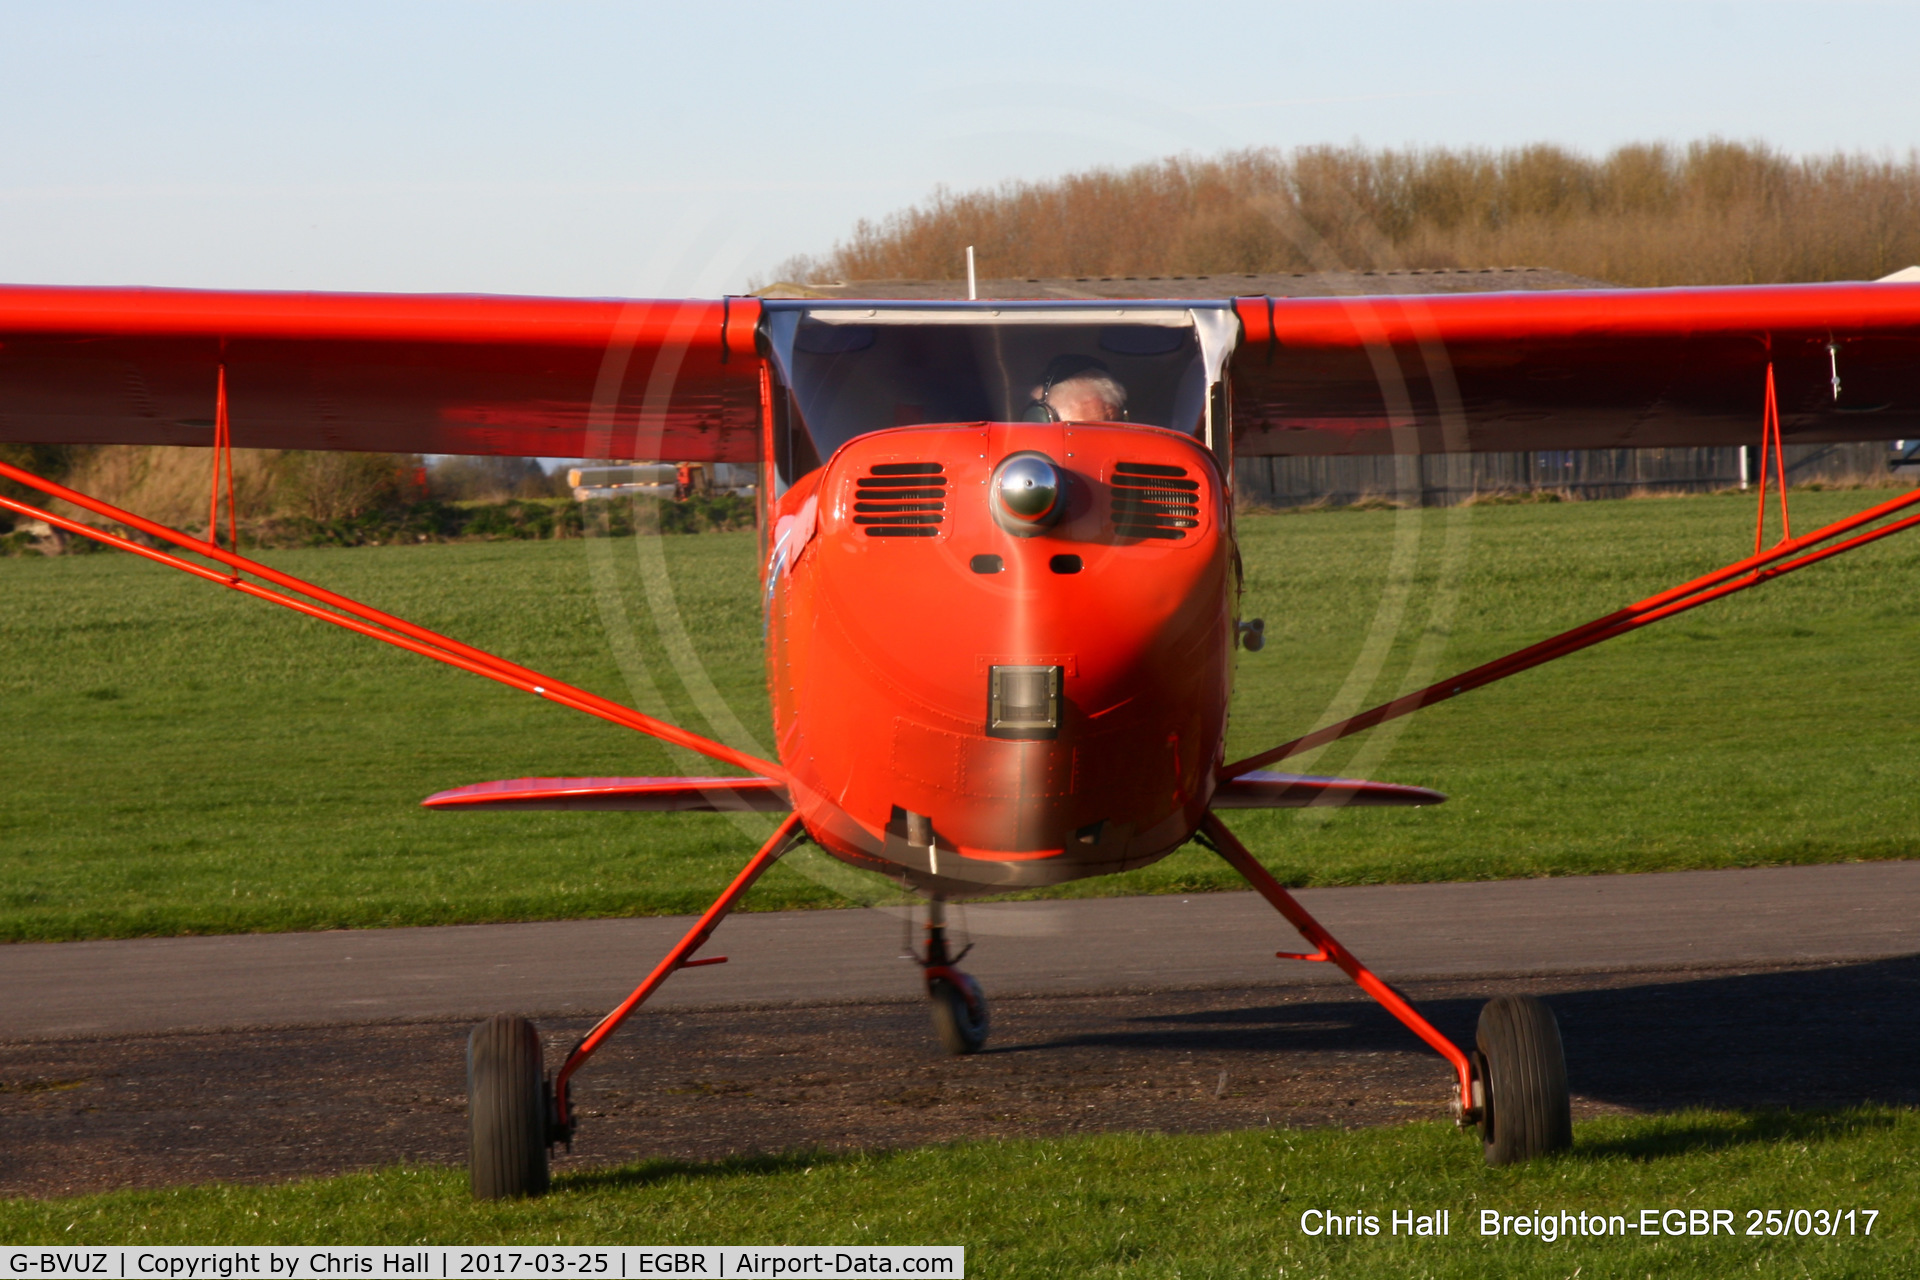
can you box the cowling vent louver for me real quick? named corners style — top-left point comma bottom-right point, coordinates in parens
top-left (1111, 462), bottom-right (1200, 539)
top-left (856, 463), bottom-right (946, 537)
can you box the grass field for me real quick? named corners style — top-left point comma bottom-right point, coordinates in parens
top-left (2, 489), bottom-right (1916, 941)
top-left (0, 1109), bottom-right (1908, 1276)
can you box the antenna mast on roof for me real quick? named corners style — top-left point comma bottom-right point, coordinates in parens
top-left (966, 246), bottom-right (977, 301)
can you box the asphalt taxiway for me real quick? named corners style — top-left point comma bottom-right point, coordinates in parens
top-left (4, 861), bottom-right (1916, 1197)
top-left (4, 860), bottom-right (1915, 1040)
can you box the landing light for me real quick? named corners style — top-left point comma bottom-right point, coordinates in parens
top-left (987, 665), bottom-right (1062, 740)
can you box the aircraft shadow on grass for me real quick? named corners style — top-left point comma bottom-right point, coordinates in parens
top-left (1000, 955), bottom-right (1920, 1118)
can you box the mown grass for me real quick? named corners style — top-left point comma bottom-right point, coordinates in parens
top-left (0, 1109), bottom-right (1909, 1276)
top-left (1, 489), bottom-right (1916, 940)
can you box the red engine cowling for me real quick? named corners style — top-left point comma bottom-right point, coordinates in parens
top-left (766, 421), bottom-right (1236, 895)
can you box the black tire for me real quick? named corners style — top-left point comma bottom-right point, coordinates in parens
top-left (1475, 995), bottom-right (1572, 1166)
top-left (929, 973), bottom-right (989, 1055)
top-left (467, 1015), bottom-right (551, 1199)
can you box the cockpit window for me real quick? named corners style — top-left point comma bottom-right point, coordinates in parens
top-left (762, 303), bottom-right (1236, 490)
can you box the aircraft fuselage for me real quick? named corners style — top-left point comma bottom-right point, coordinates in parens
top-left (765, 419), bottom-right (1236, 896)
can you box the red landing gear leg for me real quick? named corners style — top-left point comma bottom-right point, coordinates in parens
top-left (1200, 812), bottom-right (1571, 1165)
top-left (920, 896), bottom-right (989, 1054)
top-left (466, 812), bottom-right (806, 1200)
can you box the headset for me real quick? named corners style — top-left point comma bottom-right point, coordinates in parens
top-left (1022, 355), bottom-right (1128, 423)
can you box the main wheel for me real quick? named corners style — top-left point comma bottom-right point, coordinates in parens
top-left (1475, 995), bottom-right (1572, 1166)
top-left (929, 973), bottom-right (989, 1055)
top-left (467, 1014), bottom-right (551, 1199)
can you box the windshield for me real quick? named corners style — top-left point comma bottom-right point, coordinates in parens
top-left (763, 302), bottom-right (1238, 489)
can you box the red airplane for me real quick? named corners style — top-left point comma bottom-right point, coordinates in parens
top-left (4, 280), bottom-right (1919, 1198)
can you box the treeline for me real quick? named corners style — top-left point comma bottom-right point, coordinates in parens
top-left (0, 445), bottom-right (751, 554)
top-left (772, 141), bottom-right (1920, 287)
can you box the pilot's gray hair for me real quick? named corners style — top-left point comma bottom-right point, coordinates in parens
top-left (1052, 371), bottom-right (1128, 413)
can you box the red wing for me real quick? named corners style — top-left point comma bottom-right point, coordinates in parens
top-left (0, 285), bottom-right (762, 460)
top-left (1211, 771), bottom-right (1444, 808)
top-left (1231, 282), bottom-right (1920, 455)
top-left (422, 776), bottom-right (790, 812)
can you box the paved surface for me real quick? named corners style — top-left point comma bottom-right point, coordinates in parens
top-left (5, 861), bottom-right (1916, 1040)
top-left (8, 961), bottom-right (1919, 1198)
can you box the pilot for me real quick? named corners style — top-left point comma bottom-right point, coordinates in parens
top-left (1024, 354), bottom-right (1128, 423)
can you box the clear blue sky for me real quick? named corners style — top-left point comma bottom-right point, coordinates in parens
top-left (2, 1), bottom-right (1915, 298)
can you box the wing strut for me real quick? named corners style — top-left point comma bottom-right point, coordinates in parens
top-left (1753, 362), bottom-right (1792, 551)
top-left (1223, 481), bottom-right (1920, 779)
top-left (550, 811), bottom-right (807, 1136)
top-left (1201, 812), bottom-right (1476, 1118)
top-left (209, 364), bottom-right (239, 554)
top-left (0, 458), bottom-right (783, 780)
